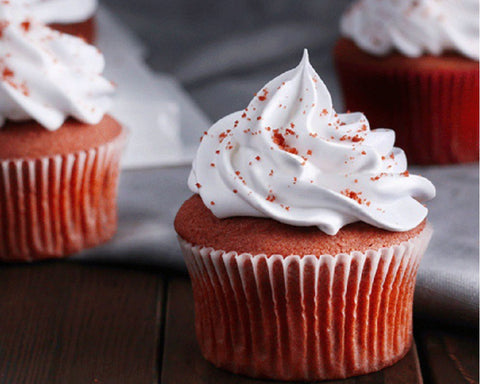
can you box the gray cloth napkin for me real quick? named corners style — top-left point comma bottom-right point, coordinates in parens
top-left (76, 165), bottom-right (479, 327)
top-left (91, 0), bottom-right (479, 327)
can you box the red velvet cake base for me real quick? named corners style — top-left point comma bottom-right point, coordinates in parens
top-left (50, 17), bottom-right (96, 44)
top-left (0, 115), bottom-right (123, 160)
top-left (175, 195), bottom-right (426, 256)
top-left (0, 117), bottom-right (126, 262)
top-left (334, 38), bottom-right (479, 165)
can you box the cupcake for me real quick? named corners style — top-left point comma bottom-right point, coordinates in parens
top-left (175, 50), bottom-right (435, 381)
top-left (0, 7), bottom-right (125, 262)
top-left (13, 0), bottom-right (98, 43)
top-left (335, 0), bottom-right (479, 165)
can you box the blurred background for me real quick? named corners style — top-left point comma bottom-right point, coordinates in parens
top-left (102, 0), bottom-right (350, 119)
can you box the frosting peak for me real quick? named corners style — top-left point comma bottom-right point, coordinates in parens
top-left (341, 0), bottom-right (479, 60)
top-left (189, 50), bottom-right (435, 235)
top-left (0, 7), bottom-right (114, 130)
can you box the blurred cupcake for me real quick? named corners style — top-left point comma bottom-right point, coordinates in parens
top-left (0, 8), bottom-right (126, 261)
top-left (175, 50), bottom-right (435, 381)
top-left (13, 0), bottom-right (98, 43)
top-left (335, 0), bottom-right (479, 164)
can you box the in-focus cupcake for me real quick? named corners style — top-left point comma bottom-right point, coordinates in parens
top-left (0, 7), bottom-right (126, 262)
top-left (175, 50), bottom-right (436, 381)
top-left (14, 0), bottom-right (98, 43)
top-left (335, 0), bottom-right (479, 164)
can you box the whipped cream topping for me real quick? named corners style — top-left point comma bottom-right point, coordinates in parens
top-left (341, 0), bottom-right (479, 60)
top-left (0, 8), bottom-right (114, 130)
top-left (11, 0), bottom-right (97, 24)
top-left (189, 50), bottom-right (435, 235)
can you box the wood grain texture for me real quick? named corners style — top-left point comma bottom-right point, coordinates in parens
top-left (0, 262), bottom-right (163, 384)
top-left (161, 278), bottom-right (422, 384)
top-left (419, 328), bottom-right (479, 384)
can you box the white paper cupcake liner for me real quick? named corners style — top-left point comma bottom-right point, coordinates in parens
top-left (0, 132), bottom-right (126, 262)
top-left (178, 223), bottom-right (433, 381)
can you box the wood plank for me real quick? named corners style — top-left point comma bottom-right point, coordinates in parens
top-left (161, 278), bottom-right (422, 384)
top-left (0, 262), bottom-right (163, 384)
top-left (418, 327), bottom-right (479, 384)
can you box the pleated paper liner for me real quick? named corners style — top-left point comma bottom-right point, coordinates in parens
top-left (0, 130), bottom-right (126, 262)
top-left (334, 39), bottom-right (479, 165)
top-left (179, 224), bottom-right (433, 381)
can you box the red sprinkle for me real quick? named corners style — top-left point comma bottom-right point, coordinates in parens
top-left (2, 67), bottom-right (13, 79)
top-left (285, 128), bottom-right (295, 136)
top-left (340, 189), bottom-right (369, 206)
top-left (20, 20), bottom-right (31, 32)
top-left (258, 88), bottom-right (268, 101)
top-left (0, 20), bottom-right (9, 38)
top-left (370, 173), bottom-right (387, 181)
top-left (266, 194), bottom-right (276, 202)
top-left (218, 132), bottom-right (227, 142)
top-left (351, 135), bottom-right (364, 143)
top-left (272, 129), bottom-right (298, 155)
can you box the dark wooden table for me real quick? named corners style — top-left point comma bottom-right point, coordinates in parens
top-left (0, 262), bottom-right (477, 384)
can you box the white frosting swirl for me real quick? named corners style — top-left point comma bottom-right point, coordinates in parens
top-left (341, 0), bottom-right (479, 60)
top-left (189, 50), bottom-right (435, 235)
top-left (12, 0), bottom-right (97, 24)
top-left (0, 8), bottom-right (114, 130)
